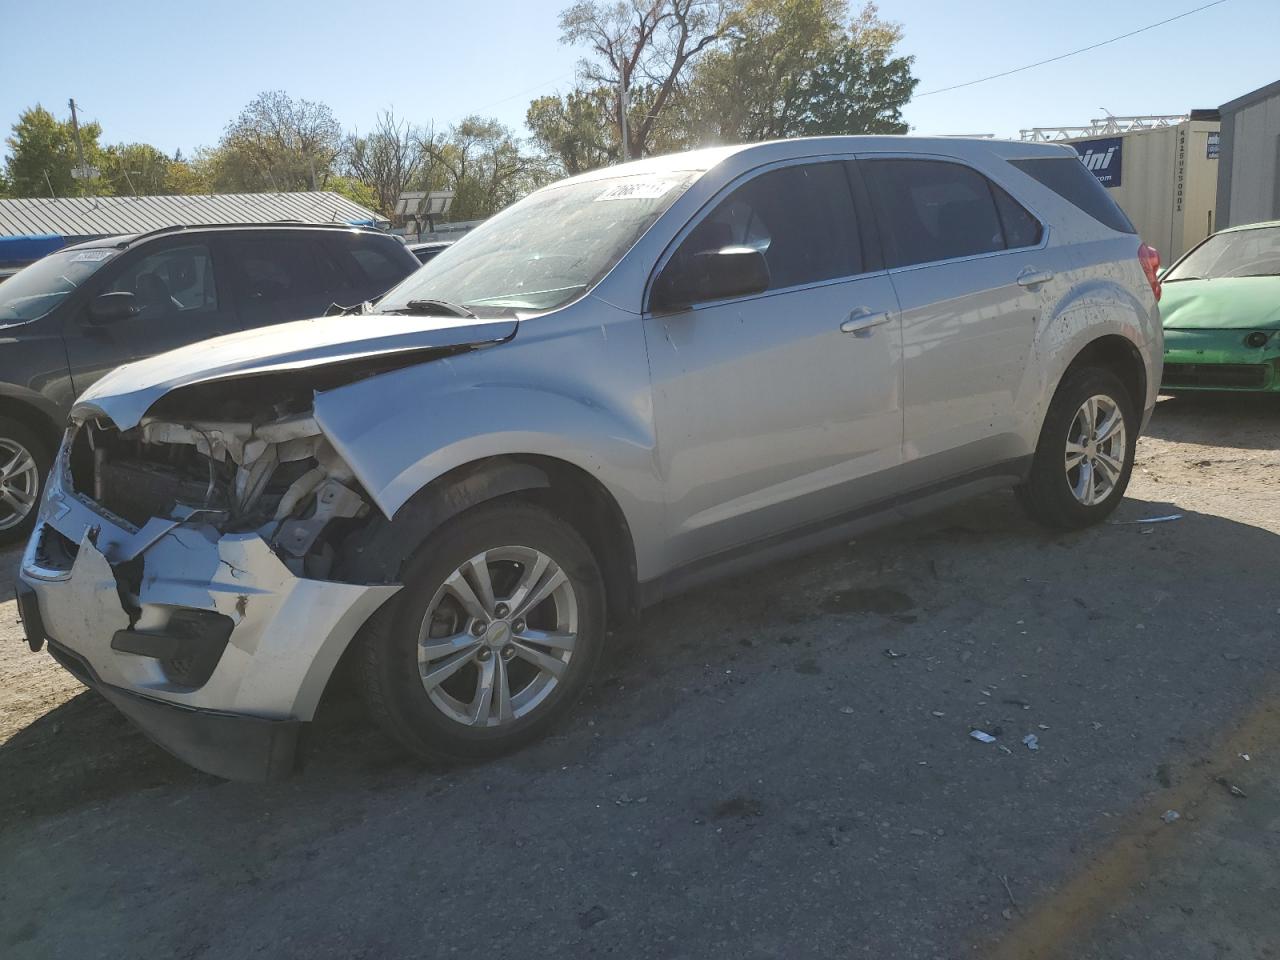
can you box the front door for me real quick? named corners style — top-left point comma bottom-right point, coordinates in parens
top-left (858, 156), bottom-right (1048, 476)
top-left (644, 160), bottom-right (904, 570)
top-left (65, 238), bottom-right (241, 396)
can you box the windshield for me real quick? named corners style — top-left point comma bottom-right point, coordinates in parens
top-left (0, 247), bottom-right (117, 324)
top-left (377, 171), bottom-right (699, 317)
top-left (1165, 225), bottom-right (1280, 281)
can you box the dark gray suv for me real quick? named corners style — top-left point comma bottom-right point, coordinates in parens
top-left (0, 223), bottom-right (419, 543)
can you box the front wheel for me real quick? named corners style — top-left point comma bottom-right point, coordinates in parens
top-left (0, 416), bottom-right (51, 547)
top-left (1017, 367), bottom-right (1137, 529)
top-left (359, 501), bottom-right (606, 762)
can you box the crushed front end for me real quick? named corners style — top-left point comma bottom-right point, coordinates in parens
top-left (18, 391), bottom-right (400, 781)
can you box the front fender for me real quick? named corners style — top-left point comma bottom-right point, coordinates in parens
top-left (312, 308), bottom-right (666, 578)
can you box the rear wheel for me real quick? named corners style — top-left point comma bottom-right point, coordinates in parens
top-left (1017, 367), bottom-right (1136, 529)
top-left (359, 501), bottom-right (606, 762)
top-left (0, 417), bottom-right (51, 546)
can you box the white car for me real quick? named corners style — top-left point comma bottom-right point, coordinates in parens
top-left (18, 137), bottom-right (1162, 779)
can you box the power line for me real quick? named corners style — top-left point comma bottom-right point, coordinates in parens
top-left (471, 73), bottom-right (576, 113)
top-left (916, 0), bottom-right (1229, 98)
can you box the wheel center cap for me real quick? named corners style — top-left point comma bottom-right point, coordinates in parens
top-left (484, 620), bottom-right (511, 648)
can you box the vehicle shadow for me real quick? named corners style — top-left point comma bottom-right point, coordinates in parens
top-left (1147, 392), bottom-right (1280, 451)
top-left (2, 484), bottom-right (1278, 823)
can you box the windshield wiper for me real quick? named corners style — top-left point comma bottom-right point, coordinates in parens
top-left (385, 298), bottom-right (477, 319)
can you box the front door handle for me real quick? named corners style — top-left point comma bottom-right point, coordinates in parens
top-left (1017, 267), bottom-right (1054, 287)
top-left (840, 309), bottom-right (891, 336)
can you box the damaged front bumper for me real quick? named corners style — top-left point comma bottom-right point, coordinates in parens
top-left (19, 417), bottom-right (399, 782)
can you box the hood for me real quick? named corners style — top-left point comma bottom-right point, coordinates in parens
top-left (1161, 277), bottom-right (1280, 331)
top-left (75, 312), bottom-right (518, 429)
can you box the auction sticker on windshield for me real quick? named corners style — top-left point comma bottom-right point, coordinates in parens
top-left (69, 251), bottom-right (113, 262)
top-left (595, 179), bottom-right (681, 202)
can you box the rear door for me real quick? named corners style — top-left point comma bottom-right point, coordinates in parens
top-left (321, 232), bottom-right (419, 303)
top-left (225, 231), bottom-right (345, 329)
top-left (645, 159), bottom-right (904, 568)
top-left (64, 237), bottom-right (241, 395)
top-left (858, 156), bottom-right (1048, 476)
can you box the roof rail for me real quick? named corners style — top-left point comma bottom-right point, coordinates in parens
top-left (116, 221), bottom-right (381, 248)
top-left (115, 224), bottom-right (186, 248)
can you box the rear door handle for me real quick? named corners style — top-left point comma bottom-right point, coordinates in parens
top-left (840, 309), bottom-right (892, 335)
top-left (1017, 267), bottom-right (1054, 287)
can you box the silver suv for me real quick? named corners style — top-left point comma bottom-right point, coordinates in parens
top-left (18, 138), bottom-right (1163, 780)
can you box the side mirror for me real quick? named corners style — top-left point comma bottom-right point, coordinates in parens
top-left (651, 246), bottom-right (770, 314)
top-left (88, 291), bottom-right (140, 324)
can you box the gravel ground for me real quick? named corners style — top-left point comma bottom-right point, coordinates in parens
top-left (1, 392), bottom-right (1279, 960)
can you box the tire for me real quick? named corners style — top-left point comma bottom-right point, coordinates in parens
top-left (0, 416), bottom-right (52, 547)
top-left (359, 500), bottom-right (606, 762)
top-left (1017, 367), bottom-right (1137, 530)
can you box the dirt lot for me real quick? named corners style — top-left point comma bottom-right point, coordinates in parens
top-left (2, 393), bottom-right (1279, 960)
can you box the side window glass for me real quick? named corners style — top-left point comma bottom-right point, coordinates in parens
top-left (108, 243), bottom-right (218, 318)
top-left (345, 240), bottom-right (410, 291)
top-left (862, 160), bottom-right (1006, 267)
top-left (671, 161), bottom-right (862, 294)
top-left (992, 184), bottom-right (1043, 249)
top-left (233, 237), bottom-right (328, 304)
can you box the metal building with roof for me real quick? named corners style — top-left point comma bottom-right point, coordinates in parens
top-left (0, 191), bottom-right (388, 276)
top-left (1216, 78), bottom-right (1280, 228)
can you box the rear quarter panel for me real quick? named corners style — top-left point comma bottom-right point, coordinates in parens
top-left (1022, 236), bottom-right (1161, 441)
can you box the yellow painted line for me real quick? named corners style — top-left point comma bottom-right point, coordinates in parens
top-left (979, 693), bottom-right (1280, 959)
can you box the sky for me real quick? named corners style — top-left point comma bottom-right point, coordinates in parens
top-left (1, 0), bottom-right (1276, 161)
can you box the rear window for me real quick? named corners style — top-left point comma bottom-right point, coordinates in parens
top-left (1010, 157), bottom-right (1136, 234)
top-left (861, 159), bottom-right (1007, 268)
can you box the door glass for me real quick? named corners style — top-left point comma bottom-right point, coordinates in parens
top-left (669, 162), bottom-right (863, 293)
top-left (108, 243), bottom-right (218, 318)
top-left (992, 184), bottom-right (1043, 249)
top-left (345, 240), bottom-right (411, 290)
top-left (862, 159), bottom-right (1006, 267)
top-left (233, 237), bottom-right (330, 304)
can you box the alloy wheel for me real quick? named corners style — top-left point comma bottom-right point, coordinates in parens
top-left (1064, 394), bottom-right (1127, 506)
top-left (417, 546), bottom-right (578, 728)
top-left (0, 438), bottom-right (39, 531)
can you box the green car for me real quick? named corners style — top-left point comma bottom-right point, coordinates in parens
top-left (1161, 220), bottom-right (1280, 391)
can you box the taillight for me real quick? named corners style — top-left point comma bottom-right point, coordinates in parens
top-left (1138, 242), bottom-right (1161, 302)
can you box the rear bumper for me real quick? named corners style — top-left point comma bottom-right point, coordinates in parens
top-left (1162, 328), bottom-right (1280, 391)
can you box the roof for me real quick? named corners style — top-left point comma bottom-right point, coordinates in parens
top-left (0, 191), bottom-right (386, 240)
top-left (554, 136), bottom-right (1075, 188)
top-left (60, 222), bottom-right (389, 253)
top-left (1220, 78), bottom-right (1280, 115)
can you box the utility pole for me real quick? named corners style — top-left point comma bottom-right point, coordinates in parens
top-left (68, 98), bottom-right (90, 195)
top-left (619, 80), bottom-right (630, 163)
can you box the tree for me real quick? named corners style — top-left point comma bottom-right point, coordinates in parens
top-left (344, 110), bottom-right (429, 216)
top-left (685, 0), bottom-right (844, 142)
top-left (101, 142), bottom-right (171, 196)
top-left (322, 174), bottom-right (378, 210)
top-left (526, 87), bottom-right (618, 175)
top-left (426, 117), bottom-right (552, 221)
top-left (163, 159), bottom-right (212, 195)
top-left (789, 21), bottom-right (917, 136)
top-left (559, 0), bottom-right (733, 159)
top-left (685, 0), bottom-right (915, 142)
top-left (4, 105), bottom-right (107, 197)
top-left (209, 91), bottom-right (343, 192)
